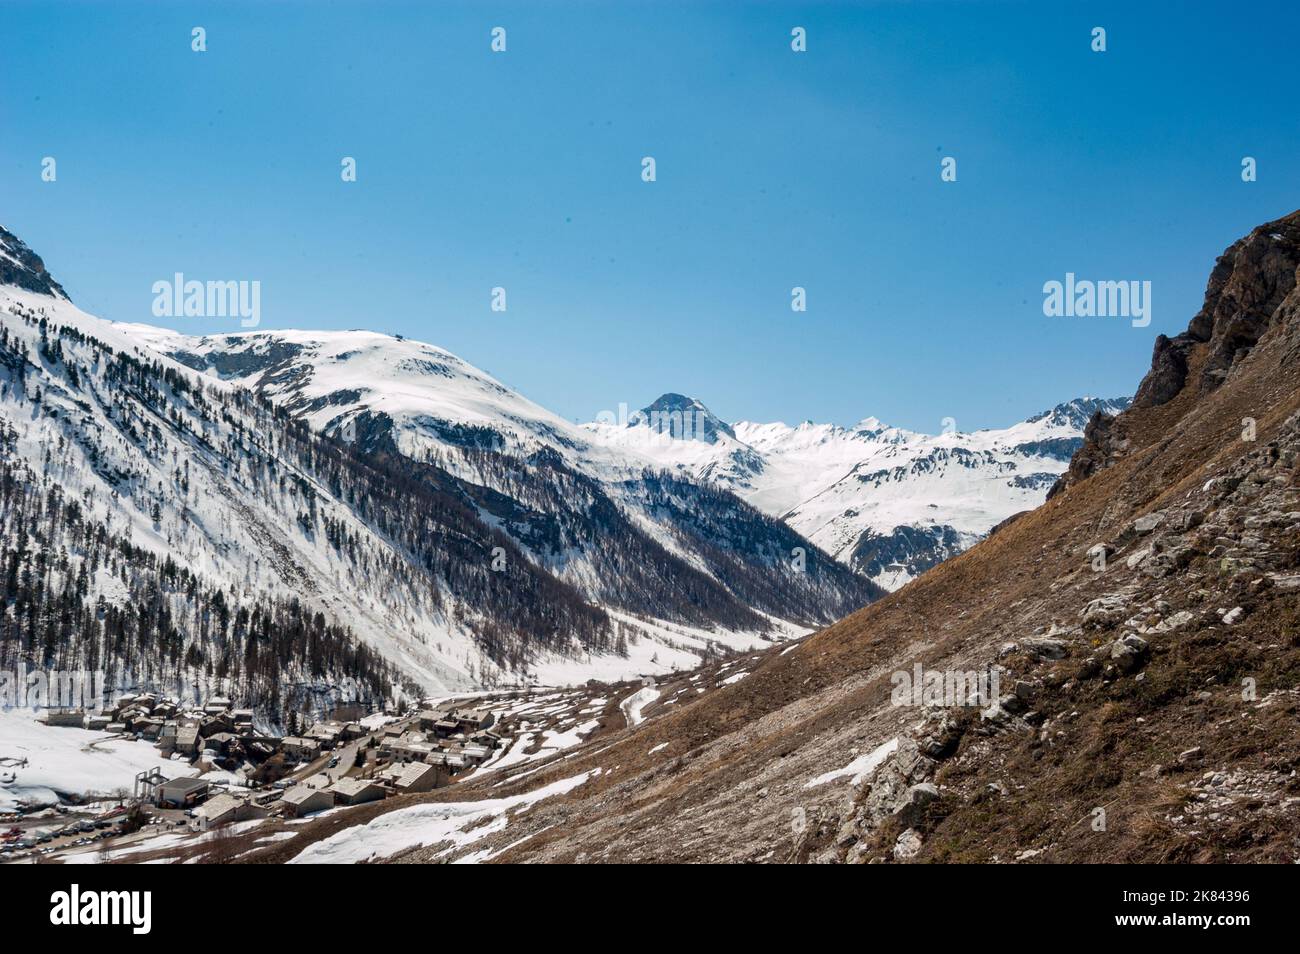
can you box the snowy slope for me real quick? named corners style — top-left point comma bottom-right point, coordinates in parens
top-left (123, 322), bottom-right (1121, 593)
top-left (117, 324), bottom-right (881, 630)
top-left (118, 325), bottom-right (627, 476)
top-left (3, 224), bottom-right (880, 703)
top-left (0, 284), bottom-right (490, 692)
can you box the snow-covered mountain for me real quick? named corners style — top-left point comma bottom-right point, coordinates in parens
top-left (117, 307), bottom-right (1124, 596)
top-left (586, 394), bottom-right (1130, 589)
top-left (0, 225), bottom-right (880, 713)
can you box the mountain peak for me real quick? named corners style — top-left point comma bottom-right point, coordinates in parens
top-left (1023, 395), bottom-right (1131, 431)
top-left (636, 393), bottom-right (734, 443)
top-left (0, 225), bottom-right (69, 301)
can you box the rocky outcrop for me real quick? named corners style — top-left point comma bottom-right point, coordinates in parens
top-left (0, 225), bottom-right (69, 300)
top-left (1137, 209), bottom-right (1300, 408)
top-left (1046, 409), bottom-right (1129, 498)
top-left (1052, 209), bottom-right (1300, 498)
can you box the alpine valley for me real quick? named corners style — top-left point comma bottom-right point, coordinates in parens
top-left (1, 223), bottom-right (1119, 714)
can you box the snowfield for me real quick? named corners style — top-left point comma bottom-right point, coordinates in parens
top-left (288, 769), bottom-right (600, 864)
top-left (619, 684), bottom-right (661, 728)
top-left (804, 737), bottom-right (900, 789)
top-left (0, 710), bottom-right (198, 811)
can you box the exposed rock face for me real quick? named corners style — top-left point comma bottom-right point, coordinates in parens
top-left (1053, 209), bottom-right (1300, 497)
top-left (0, 225), bottom-right (69, 300)
top-left (638, 393), bottom-right (735, 443)
top-left (847, 523), bottom-right (965, 581)
top-left (1135, 333), bottom-right (1193, 408)
top-left (1183, 211), bottom-right (1300, 397)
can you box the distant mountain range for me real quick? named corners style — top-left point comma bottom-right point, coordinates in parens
top-left (587, 394), bottom-right (1130, 589)
top-left (125, 321), bottom-right (1125, 592)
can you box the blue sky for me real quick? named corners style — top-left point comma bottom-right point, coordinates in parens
top-left (2, 0), bottom-right (1297, 432)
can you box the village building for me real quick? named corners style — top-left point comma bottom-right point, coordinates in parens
top-left (190, 793), bottom-right (268, 831)
top-left (444, 752), bottom-right (468, 771)
top-left (327, 777), bottom-right (386, 806)
top-left (134, 717), bottom-right (165, 740)
top-left (174, 725), bottom-right (202, 756)
top-left (202, 731), bottom-right (238, 755)
top-left (416, 709), bottom-right (449, 731)
top-left (156, 776), bottom-right (210, 808)
top-left (280, 785), bottom-right (333, 818)
top-left (452, 708), bottom-right (495, 731)
top-left (391, 762), bottom-right (447, 794)
top-left (281, 736), bottom-right (322, 761)
top-left (431, 718), bottom-right (460, 738)
top-left (202, 712), bottom-right (235, 736)
top-left (306, 721), bottom-right (346, 748)
top-left (391, 738), bottom-right (437, 761)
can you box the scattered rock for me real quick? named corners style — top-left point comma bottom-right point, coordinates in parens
top-left (1110, 639), bottom-right (1145, 673)
top-left (893, 828), bottom-right (923, 860)
top-left (1154, 610), bottom-right (1195, 632)
top-left (1126, 548), bottom-right (1152, 569)
top-left (1133, 512), bottom-right (1166, 535)
top-left (1081, 594), bottom-right (1130, 628)
top-left (1021, 636), bottom-right (1070, 660)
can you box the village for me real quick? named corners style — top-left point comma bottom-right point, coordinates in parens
top-left (1, 692), bottom-right (509, 861)
top-left (0, 648), bottom-right (770, 864)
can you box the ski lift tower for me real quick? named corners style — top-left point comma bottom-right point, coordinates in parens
top-left (133, 766), bottom-right (167, 804)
